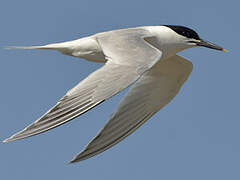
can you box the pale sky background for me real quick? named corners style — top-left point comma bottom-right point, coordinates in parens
top-left (0, 0), bottom-right (239, 179)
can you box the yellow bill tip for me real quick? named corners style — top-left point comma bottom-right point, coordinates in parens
top-left (222, 48), bottom-right (228, 52)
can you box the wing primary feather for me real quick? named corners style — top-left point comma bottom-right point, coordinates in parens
top-left (69, 112), bottom-right (153, 163)
top-left (4, 28), bottom-right (164, 164)
top-left (69, 55), bottom-right (193, 163)
top-left (3, 101), bottom-right (104, 142)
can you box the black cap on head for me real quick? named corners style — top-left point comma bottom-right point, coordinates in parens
top-left (164, 25), bottom-right (200, 40)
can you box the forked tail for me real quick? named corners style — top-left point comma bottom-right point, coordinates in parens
top-left (5, 43), bottom-right (66, 50)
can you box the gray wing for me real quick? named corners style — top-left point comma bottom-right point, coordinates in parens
top-left (3, 29), bottom-right (162, 142)
top-left (70, 55), bottom-right (193, 163)
top-left (95, 28), bottom-right (162, 73)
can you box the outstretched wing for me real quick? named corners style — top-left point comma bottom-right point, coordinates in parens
top-left (70, 55), bottom-right (193, 163)
top-left (3, 28), bottom-right (162, 142)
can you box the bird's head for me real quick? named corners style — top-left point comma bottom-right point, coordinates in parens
top-left (164, 25), bottom-right (228, 52)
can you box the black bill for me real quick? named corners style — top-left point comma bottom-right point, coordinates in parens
top-left (196, 39), bottom-right (228, 52)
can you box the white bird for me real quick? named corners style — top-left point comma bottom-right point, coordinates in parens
top-left (3, 25), bottom-right (227, 163)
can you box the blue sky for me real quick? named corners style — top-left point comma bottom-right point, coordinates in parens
top-left (0, 0), bottom-right (239, 179)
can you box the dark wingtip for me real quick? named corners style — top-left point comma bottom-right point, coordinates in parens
top-left (68, 158), bottom-right (81, 164)
top-left (2, 136), bottom-right (14, 143)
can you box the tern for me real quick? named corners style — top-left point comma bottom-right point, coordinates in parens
top-left (3, 25), bottom-right (227, 163)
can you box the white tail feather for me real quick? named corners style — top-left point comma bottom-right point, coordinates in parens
top-left (6, 46), bottom-right (47, 50)
top-left (5, 43), bottom-right (66, 50)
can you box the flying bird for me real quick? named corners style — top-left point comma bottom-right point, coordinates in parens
top-left (3, 25), bottom-right (227, 163)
